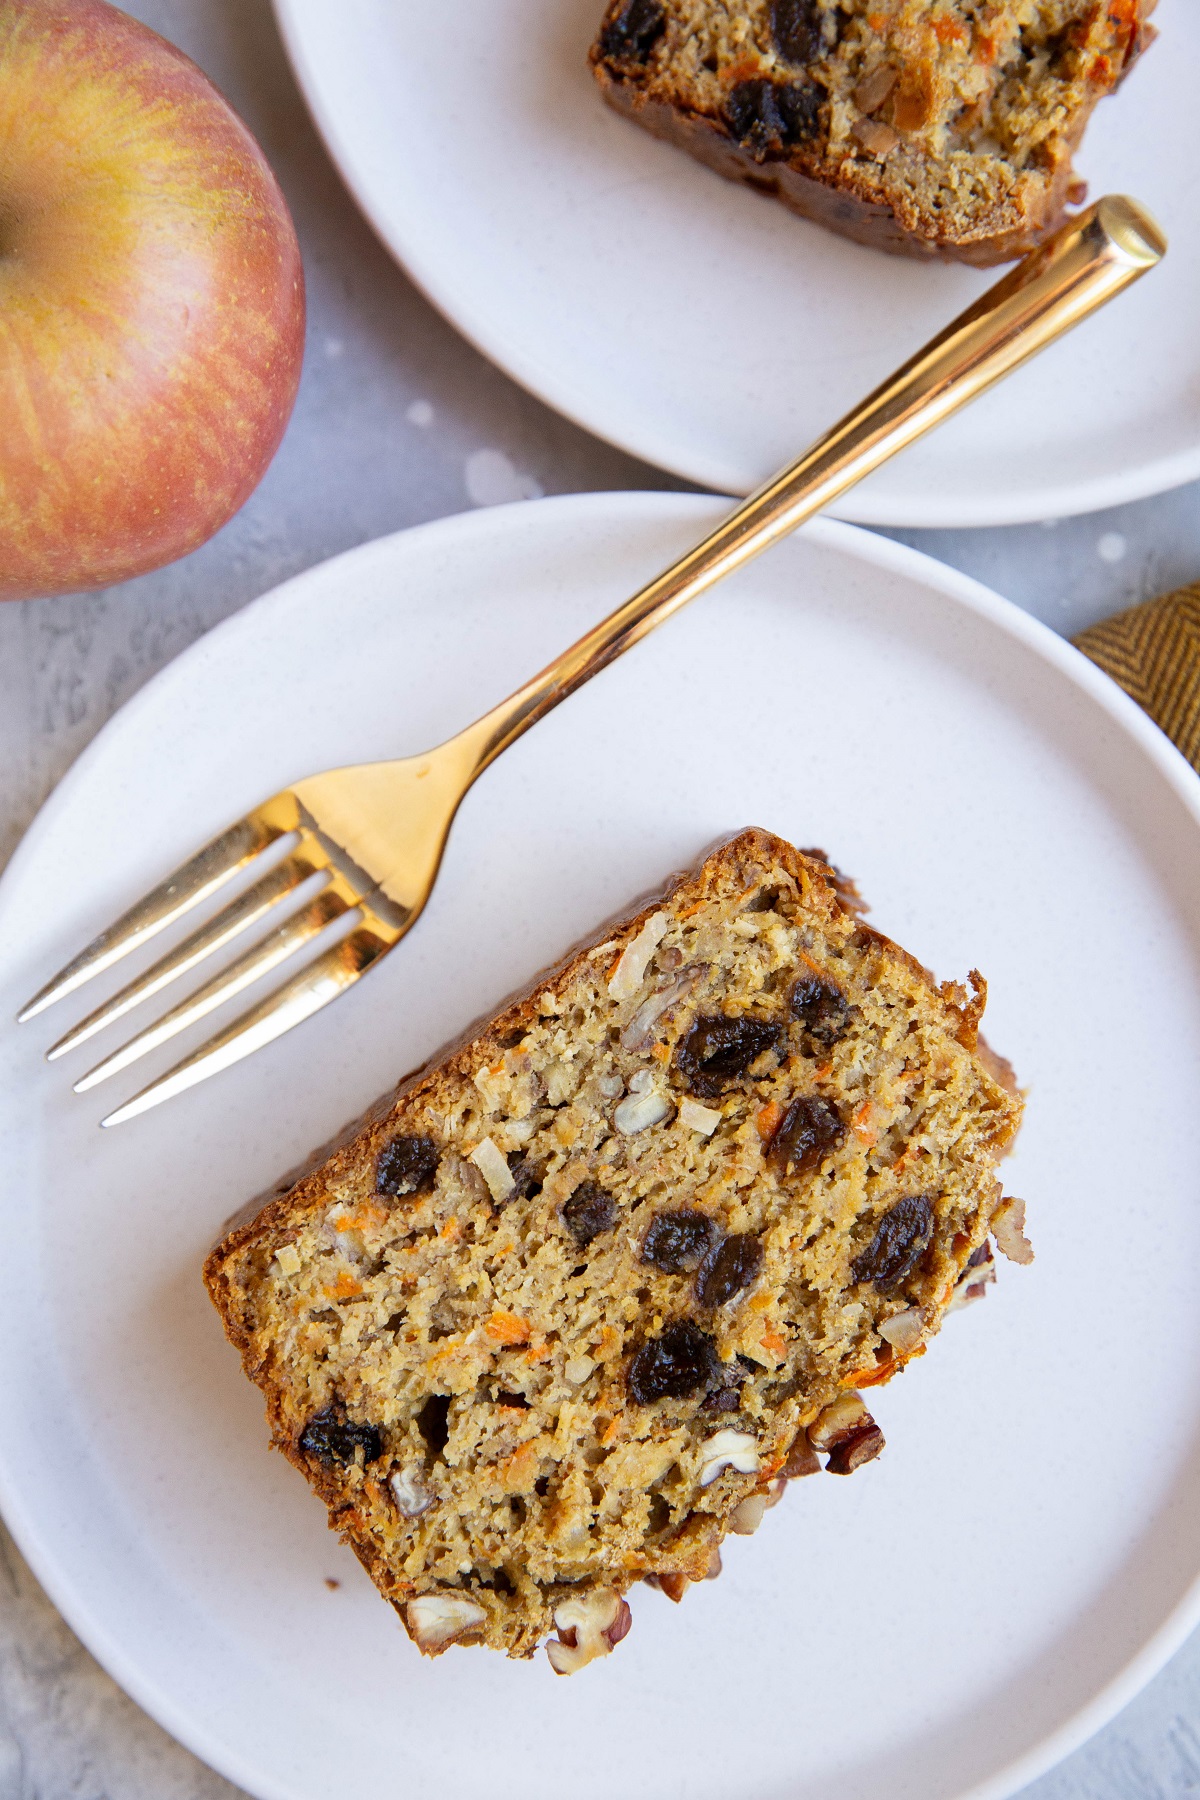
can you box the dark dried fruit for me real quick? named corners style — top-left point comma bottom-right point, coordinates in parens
top-left (505, 1153), bottom-right (546, 1206)
top-left (723, 79), bottom-right (821, 161)
top-left (375, 1133), bottom-right (439, 1198)
top-left (600, 0), bottom-right (666, 60)
top-left (696, 1233), bottom-right (763, 1309)
top-left (825, 1423), bottom-right (885, 1474)
top-left (770, 0), bottom-right (823, 62)
top-left (700, 1384), bottom-right (744, 1413)
top-left (677, 1013), bottom-right (782, 1097)
top-left (790, 974), bottom-right (851, 1047)
top-left (628, 1320), bottom-right (718, 1404)
top-left (299, 1406), bottom-right (382, 1469)
top-left (769, 1094), bottom-right (845, 1177)
top-left (966, 1237), bottom-right (991, 1268)
top-left (641, 1207), bottom-right (717, 1274)
top-left (416, 1393), bottom-right (451, 1456)
top-left (563, 1181), bottom-right (618, 1247)
top-left (850, 1195), bottom-right (934, 1290)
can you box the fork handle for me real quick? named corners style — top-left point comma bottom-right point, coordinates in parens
top-left (457, 195), bottom-right (1163, 780)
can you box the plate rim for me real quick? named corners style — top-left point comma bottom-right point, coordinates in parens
top-left (270, 0), bottom-right (1200, 528)
top-left (3, 492), bottom-right (1200, 1800)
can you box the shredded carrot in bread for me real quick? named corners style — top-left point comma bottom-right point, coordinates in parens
top-left (335, 1200), bottom-right (389, 1234)
top-left (324, 1270), bottom-right (362, 1301)
top-left (756, 1101), bottom-right (783, 1141)
top-left (852, 1101), bottom-right (879, 1148)
top-left (499, 1442), bottom-right (539, 1489)
top-left (485, 1310), bottom-right (531, 1346)
top-left (720, 55), bottom-right (761, 86)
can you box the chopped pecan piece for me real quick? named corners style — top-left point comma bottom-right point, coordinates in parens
top-left (546, 1589), bottom-right (632, 1675)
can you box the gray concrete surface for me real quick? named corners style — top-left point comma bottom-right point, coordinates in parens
top-left (2, 3), bottom-right (1199, 1795)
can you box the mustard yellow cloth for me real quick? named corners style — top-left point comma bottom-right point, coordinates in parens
top-left (1075, 584), bottom-right (1200, 775)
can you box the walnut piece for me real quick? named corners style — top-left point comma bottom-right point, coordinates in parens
top-left (546, 1588), bottom-right (632, 1675)
top-left (779, 1430), bottom-right (821, 1479)
top-left (878, 1306), bottom-right (924, 1352)
top-left (729, 1493), bottom-right (768, 1535)
top-left (853, 64), bottom-right (898, 113)
top-left (698, 1428), bottom-right (760, 1487)
top-left (407, 1593), bottom-right (486, 1652)
top-left (947, 1245), bottom-right (996, 1313)
top-left (809, 1391), bottom-right (885, 1474)
top-left (390, 1465), bottom-right (436, 1517)
top-left (679, 1096), bottom-right (723, 1135)
top-left (614, 1074), bottom-right (673, 1134)
top-left (851, 116), bottom-right (899, 156)
top-left (620, 962), bottom-right (704, 1052)
top-left (991, 1196), bottom-right (1034, 1265)
top-left (826, 1426), bottom-right (885, 1474)
top-left (808, 1392), bottom-right (871, 1452)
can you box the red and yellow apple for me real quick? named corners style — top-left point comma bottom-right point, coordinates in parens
top-left (0, 0), bottom-right (305, 600)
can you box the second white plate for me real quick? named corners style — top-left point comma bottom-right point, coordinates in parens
top-left (3, 496), bottom-right (1200, 1800)
top-left (274, 0), bottom-right (1200, 525)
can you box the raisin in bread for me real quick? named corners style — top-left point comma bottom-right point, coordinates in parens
top-left (204, 829), bottom-right (1026, 1671)
top-left (591, 0), bottom-right (1155, 265)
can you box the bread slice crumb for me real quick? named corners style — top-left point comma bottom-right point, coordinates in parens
top-left (205, 829), bottom-right (1024, 1666)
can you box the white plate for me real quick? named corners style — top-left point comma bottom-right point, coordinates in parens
top-left (3, 494), bottom-right (1200, 1800)
top-left (273, 0), bottom-right (1200, 527)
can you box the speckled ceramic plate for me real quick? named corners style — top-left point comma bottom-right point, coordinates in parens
top-left (272, 0), bottom-right (1200, 526)
top-left (2, 495), bottom-right (1200, 1800)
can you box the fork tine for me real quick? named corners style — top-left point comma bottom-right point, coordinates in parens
top-left (73, 888), bottom-right (354, 1094)
top-left (45, 853), bottom-right (326, 1062)
top-left (98, 924), bottom-right (391, 1128)
top-left (17, 811), bottom-right (291, 1024)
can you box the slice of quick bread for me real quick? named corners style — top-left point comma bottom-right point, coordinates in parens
top-left (590, 0), bottom-right (1156, 264)
top-left (205, 830), bottom-right (1026, 1671)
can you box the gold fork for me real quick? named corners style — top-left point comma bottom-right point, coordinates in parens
top-left (18, 196), bottom-right (1164, 1127)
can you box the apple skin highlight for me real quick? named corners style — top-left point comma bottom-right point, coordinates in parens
top-left (0, 0), bottom-right (306, 600)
